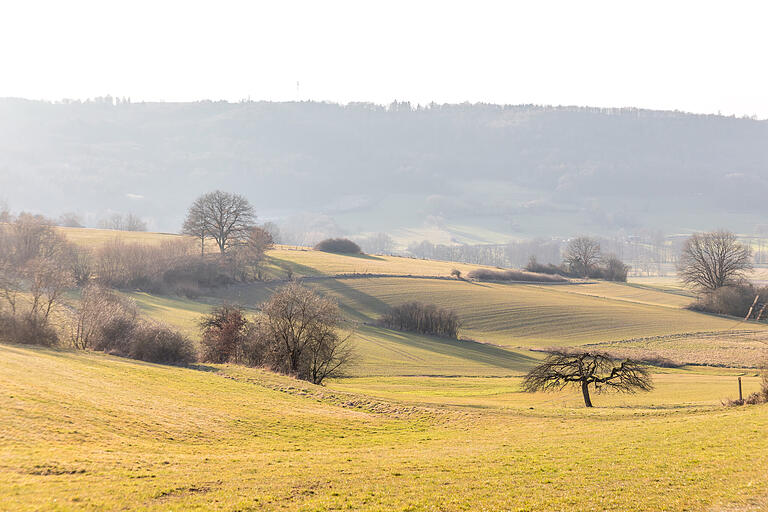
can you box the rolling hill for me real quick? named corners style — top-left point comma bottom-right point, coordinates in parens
top-left (2, 343), bottom-right (767, 511)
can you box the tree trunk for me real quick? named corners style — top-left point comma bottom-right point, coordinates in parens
top-left (581, 380), bottom-right (593, 407)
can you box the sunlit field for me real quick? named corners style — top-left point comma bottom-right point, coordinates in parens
top-left (2, 344), bottom-right (766, 512)
top-left (1, 227), bottom-right (763, 511)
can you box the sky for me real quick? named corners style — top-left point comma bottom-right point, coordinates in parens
top-left (1, 0), bottom-right (767, 117)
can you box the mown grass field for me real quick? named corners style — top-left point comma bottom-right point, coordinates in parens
top-left (2, 344), bottom-right (767, 512)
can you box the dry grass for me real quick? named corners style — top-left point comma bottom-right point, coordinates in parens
top-left (2, 344), bottom-right (768, 511)
top-left (587, 330), bottom-right (768, 368)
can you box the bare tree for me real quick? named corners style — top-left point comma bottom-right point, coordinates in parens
top-left (228, 226), bottom-right (274, 280)
top-left (260, 283), bottom-right (352, 384)
top-left (27, 256), bottom-right (75, 323)
top-left (0, 215), bottom-right (75, 344)
top-left (182, 196), bottom-right (209, 256)
top-left (359, 232), bottom-right (395, 255)
top-left (58, 212), bottom-right (83, 228)
top-left (678, 230), bottom-right (753, 291)
top-left (98, 213), bottom-right (147, 231)
top-left (184, 191), bottom-right (255, 255)
top-left (564, 236), bottom-right (601, 278)
top-left (0, 199), bottom-right (11, 223)
top-left (522, 350), bottom-right (653, 407)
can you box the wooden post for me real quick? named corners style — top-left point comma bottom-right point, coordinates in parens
top-left (756, 303), bottom-right (767, 321)
top-left (738, 377), bottom-right (743, 402)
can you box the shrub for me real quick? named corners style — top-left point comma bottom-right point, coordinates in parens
top-left (593, 255), bottom-right (629, 282)
top-left (314, 238), bottom-right (361, 254)
top-left (70, 287), bottom-right (194, 364)
top-left (689, 284), bottom-right (768, 317)
top-left (379, 301), bottom-right (461, 338)
top-left (525, 258), bottom-right (568, 276)
top-left (128, 323), bottom-right (197, 364)
top-left (200, 305), bottom-right (251, 364)
top-left (467, 268), bottom-right (567, 283)
top-left (450, 269), bottom-right (462, 279)
top-left (0, 312), bottom-right (59, 347)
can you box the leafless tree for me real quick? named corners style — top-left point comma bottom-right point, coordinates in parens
top-left (182, 196), bottom-right (209, 256)
top-left (0, 215), bottom-right (75, 344)
top-left (678, 230), bottom-right (753, 291)
top-left (564, 236), bottom-right (601, 278)
top-left (183, 191), bottom-right (255, 255)
top-left (260, 283), bottom-right (352, 384)
top-left (522, 350), bottom-right (653, 407)
top-left (98, 213), bottom-right (147, 231)
top-left (58, 212), bottom-right (83, 228)
top-left (27, 256), bottom-right (75, 323)
top-left (70, 285), bottom-right (126, 349)
top-left (228, 225), bottom-right (274, 280)
top-left (359, 232), bottom-right (395, 254)
top-left (0, 199), bottom-right (11, 223)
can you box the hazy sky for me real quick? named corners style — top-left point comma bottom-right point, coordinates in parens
top-left (2, 0), bottom-right (767, 117)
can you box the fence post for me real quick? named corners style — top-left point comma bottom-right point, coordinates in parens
top-left (738, 377), bottom-right (743, 402)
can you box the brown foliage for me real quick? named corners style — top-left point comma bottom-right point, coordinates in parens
top-left (200, 305), bottom-right (253, 364)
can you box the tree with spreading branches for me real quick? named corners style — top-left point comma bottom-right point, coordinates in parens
top-left (564, 236), bottom-right (601, 278)
top-left (182, 190), bottom-right (255, 255)
top-left (522, 350), bottom-right (653, 407)
top-left (677, 230), bottom-right (752, 291)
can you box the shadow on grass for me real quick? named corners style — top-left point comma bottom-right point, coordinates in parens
top-left (310, 279), bottom-right (392, 323)
top-left (357, 325), bottom-right (540, 373)
top-left (338, 252), bottom-right (386, 261)
top-left (266, 256), bottom-right (324, 278)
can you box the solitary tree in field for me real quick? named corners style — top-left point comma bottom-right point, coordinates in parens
top-left (522, 350), bottom-right (653, 407)
top-left (564, 236), bottom-right (601, 278)
top-left (677, 230), bottom-right (752, 291)
top-left (182, 191), bottom-right (255, 255)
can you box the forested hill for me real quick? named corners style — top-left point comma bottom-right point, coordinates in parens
top-left (1, 98), bottom-right (766, 241)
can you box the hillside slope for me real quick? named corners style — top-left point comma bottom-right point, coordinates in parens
top-left (3, 100), bottom-right (768, 238)
top-left (2, 344), bottom-right (767, 511)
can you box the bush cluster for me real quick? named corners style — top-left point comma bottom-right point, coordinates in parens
top-left (72, 286), bottom-right (196, 364)
top-left (525, 255), bottom-right (629, 282)
top-left (199, 285), bottom-right (351, 384)
top-left (379, 301), bottom-right (461, 338)
top-left (467, 268), bottom-right (567, 283)
top-left (0, 312), bottom-right (59, 347)
top-left (314, 238), bottom-right (361, 254)
top-left (689, 284), bottom-right (768, 317)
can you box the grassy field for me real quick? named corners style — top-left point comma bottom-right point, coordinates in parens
top-left (265, 247), bottom-right (501, 279)
top-left (56, 226), bottom-right (185, 248)
top-left (587, 330), bottom-right (768, 368)
top-left (2, 344), bottom-right (767, 512)
top-left (8, 227), bottom-right (760, 510)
